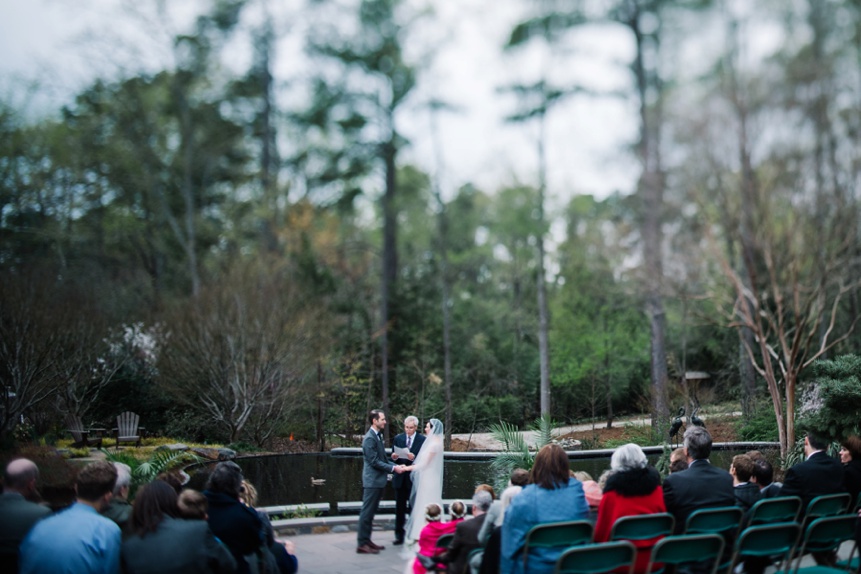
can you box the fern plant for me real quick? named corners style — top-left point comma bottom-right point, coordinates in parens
top-left (103, 448), bottom-right (202, 491)
top-left (488, 415), bottom-right (557, 492)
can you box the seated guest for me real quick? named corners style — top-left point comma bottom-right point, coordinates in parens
top-left (204, 462), bottom-right (264, 574)
top-left (438, 490), bottom-right (493, 574)
top-left (780, 431), bottom-right (845, 511)
top-left (501, 444), bottom-right (589, 574)
top-left (752, 459), bottom-right (782, 498)
top-left (178, 489), bottom-right (210, 520)
top-left (594, 443), bottom-right (666, 574)
top-left (157, 471), bottom-right (185, 494)
top-left (239, 480), bottom-right (297, 574)
top-left (121, 480), bottom-right (235, 574)
top-left (669, 448), bottom-right (688, 473)
top-left (780, 430), bottom-right (846, 568)
top-left (573, 471), bottom-right (603, 510)
top-left (840, 435), bottom-right (861, 507)
top-left (413, 503), bottom-right (457, 574)
top-left (102, 463), bottom-right (132, 534)
top-left (449, 499), bottom-right (467, 524)
top-left (479, 469), bottom-right (529, 546)
top-left (730, 454), bottom-right (761, 513)
top-left (0, 458), bottom-right (51, 573)
top-left (663, 426), bottom-right (734, 534)
top-left (20, 461), bottom-right (121, 574)
top-left (469, 474), bottom-right (529, 574)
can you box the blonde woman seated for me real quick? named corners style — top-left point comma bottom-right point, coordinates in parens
top-left (412, 502), bottom-right (459, 574)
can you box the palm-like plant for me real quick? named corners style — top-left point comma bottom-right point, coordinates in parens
top-left (103, 448), bottom-right (202, 493)
top-left (488, 415), bottom-right (557, 492)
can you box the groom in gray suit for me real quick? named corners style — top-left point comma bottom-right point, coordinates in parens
top-left (357, 409), bottom-right (404, 555)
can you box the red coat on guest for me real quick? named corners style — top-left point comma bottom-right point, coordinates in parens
top-left (594, 465), bottom-right (666, 574)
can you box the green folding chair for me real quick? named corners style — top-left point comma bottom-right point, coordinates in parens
top-left (610, 513), bottom-right (675, 542)
top-left (523, 520), bottom-right (594, 573)
top-left (729, 522), bottom-right (801, 574)
top-left (646, 534), bottom-right (725, 574)
top-left (784, 514), bottom-right (856, 574)
top-left (555, 541), bottom-right (637, 574)
top-left (684, 507), bottom-right (744, 574)
top-left (805, 493), bottom-right (852, 520)
top-left (685, 506), bottom-right (744, 537)
top-left (748, 496), bottom-right (802, 526)
top-left (418, 533), bottom-right (455, 573)
top-left (436, 533), bottom-right (454, 549)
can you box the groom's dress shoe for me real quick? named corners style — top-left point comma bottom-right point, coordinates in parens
top-left (356, 544), bottom-right (379, 554)
top-left (368, 541), bottom-right (385, 550)
top-left (393, 539), bottom-right (405, 546)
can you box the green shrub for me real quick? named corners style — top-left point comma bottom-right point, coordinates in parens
top-left (737, 407), bottom-right (779, 441)
top-left (797, 355), bottom-right (861, 440)
top-left (65, 447), bottom-right (91, 458)
top-left (226, 442), bottom-right (264, 453)
top-left (603, 424), bottom-right (658, 449)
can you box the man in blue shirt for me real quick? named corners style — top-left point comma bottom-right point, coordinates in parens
top-left (20, 460), bottom-right (121, 574)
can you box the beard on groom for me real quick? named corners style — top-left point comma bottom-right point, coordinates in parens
top-left (391, 415), bottom-right (426, 545)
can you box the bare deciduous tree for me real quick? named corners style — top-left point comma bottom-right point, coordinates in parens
top-left (159, 260), bottom-right (322, 444)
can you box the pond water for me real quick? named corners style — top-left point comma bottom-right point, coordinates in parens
top-left (188, 443), bottom-right (779, 509)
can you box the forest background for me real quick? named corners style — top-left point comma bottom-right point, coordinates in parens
top-left (3, 0), bottom-right (861, 460)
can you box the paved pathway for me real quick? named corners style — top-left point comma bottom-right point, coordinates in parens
top-left (290, 528), bottom-right (414, 573)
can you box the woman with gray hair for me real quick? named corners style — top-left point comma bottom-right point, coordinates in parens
top-left (593, 443), bottom-right (666, 574)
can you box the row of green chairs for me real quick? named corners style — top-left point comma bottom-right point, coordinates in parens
top-left (553, 514), bottom-right (858, 574)
top-left (685, 493), bottom-right (853, 540)
top-left (523, 514), bottom-right (676, 573)
top-left (524, 493), bottom-right (855, 574)
top-left (554, 533), bottom-right (726, 574)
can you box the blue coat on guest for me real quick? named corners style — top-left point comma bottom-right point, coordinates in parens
top-left (500, 478), bottom-right (589, 574)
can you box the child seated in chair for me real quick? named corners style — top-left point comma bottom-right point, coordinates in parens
top-left (414, 502), bottom-right (458, 574)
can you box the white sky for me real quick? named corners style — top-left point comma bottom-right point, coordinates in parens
top-left (0, 0), bottom-right (644, 207)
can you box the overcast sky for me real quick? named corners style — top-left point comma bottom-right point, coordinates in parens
top-left (0, 0), bottom-right (640, 207)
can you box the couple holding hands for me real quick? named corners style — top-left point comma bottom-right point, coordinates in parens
top-left (357, 410), bottom-right (444, 555)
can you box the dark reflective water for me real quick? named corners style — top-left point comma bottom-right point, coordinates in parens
top-left (189, 447), bottom-right (769, 508)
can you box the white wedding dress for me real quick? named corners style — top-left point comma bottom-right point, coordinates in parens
top-left (404, 418), bottom-right (445, 545)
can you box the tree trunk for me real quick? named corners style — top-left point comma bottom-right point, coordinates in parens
top-left (629, 4), bottom-right (669, 431)
top-left (537, 112), bottom-right (551, 418)
top-left (429, 102), bottom-right (454, 449)
top-left (380, 134), bottom-right (397, 442)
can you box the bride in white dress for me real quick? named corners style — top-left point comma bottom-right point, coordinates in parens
top-left (402, 418), bottom-right (445, 546)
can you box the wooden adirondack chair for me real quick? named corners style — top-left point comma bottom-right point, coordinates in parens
top-left (65, 414), bottom-right (103, 448)
top-left (113, 411), bottom-right (142, 448)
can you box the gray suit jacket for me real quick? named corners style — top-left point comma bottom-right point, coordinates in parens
top-left (362, 428), bottom-right (393, 488)
top-left (0, 492), bottom-right (51, 572)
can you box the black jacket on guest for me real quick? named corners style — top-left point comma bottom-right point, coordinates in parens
top-left (843, 459), bottom-right (861, 509)
top-left (779, 451), bottom-right (846, 513)
top-left (440, 513), bottom-right (488, 574)
top-left (662, 459), bottom-right (735, 534)
top-left (204, 491), bottom-right (263, 574)
top-left (733, 482), bottom-right (761, 512)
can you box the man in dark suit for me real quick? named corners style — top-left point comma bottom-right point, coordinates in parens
top-left (780, 430), bottom-right (846, 509)
top-left (780, 431), bottom-right (846, 567)
top-left (0, 459), bottom-right (51, 572)
top-left (663, 425), bottom-right (735, 533)
top-left (439, 490), bottom-right (493, 574)
top-left (357, 409), bottom-right (404, 555)
top-left (391, 415), bottom-right (425, 545)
